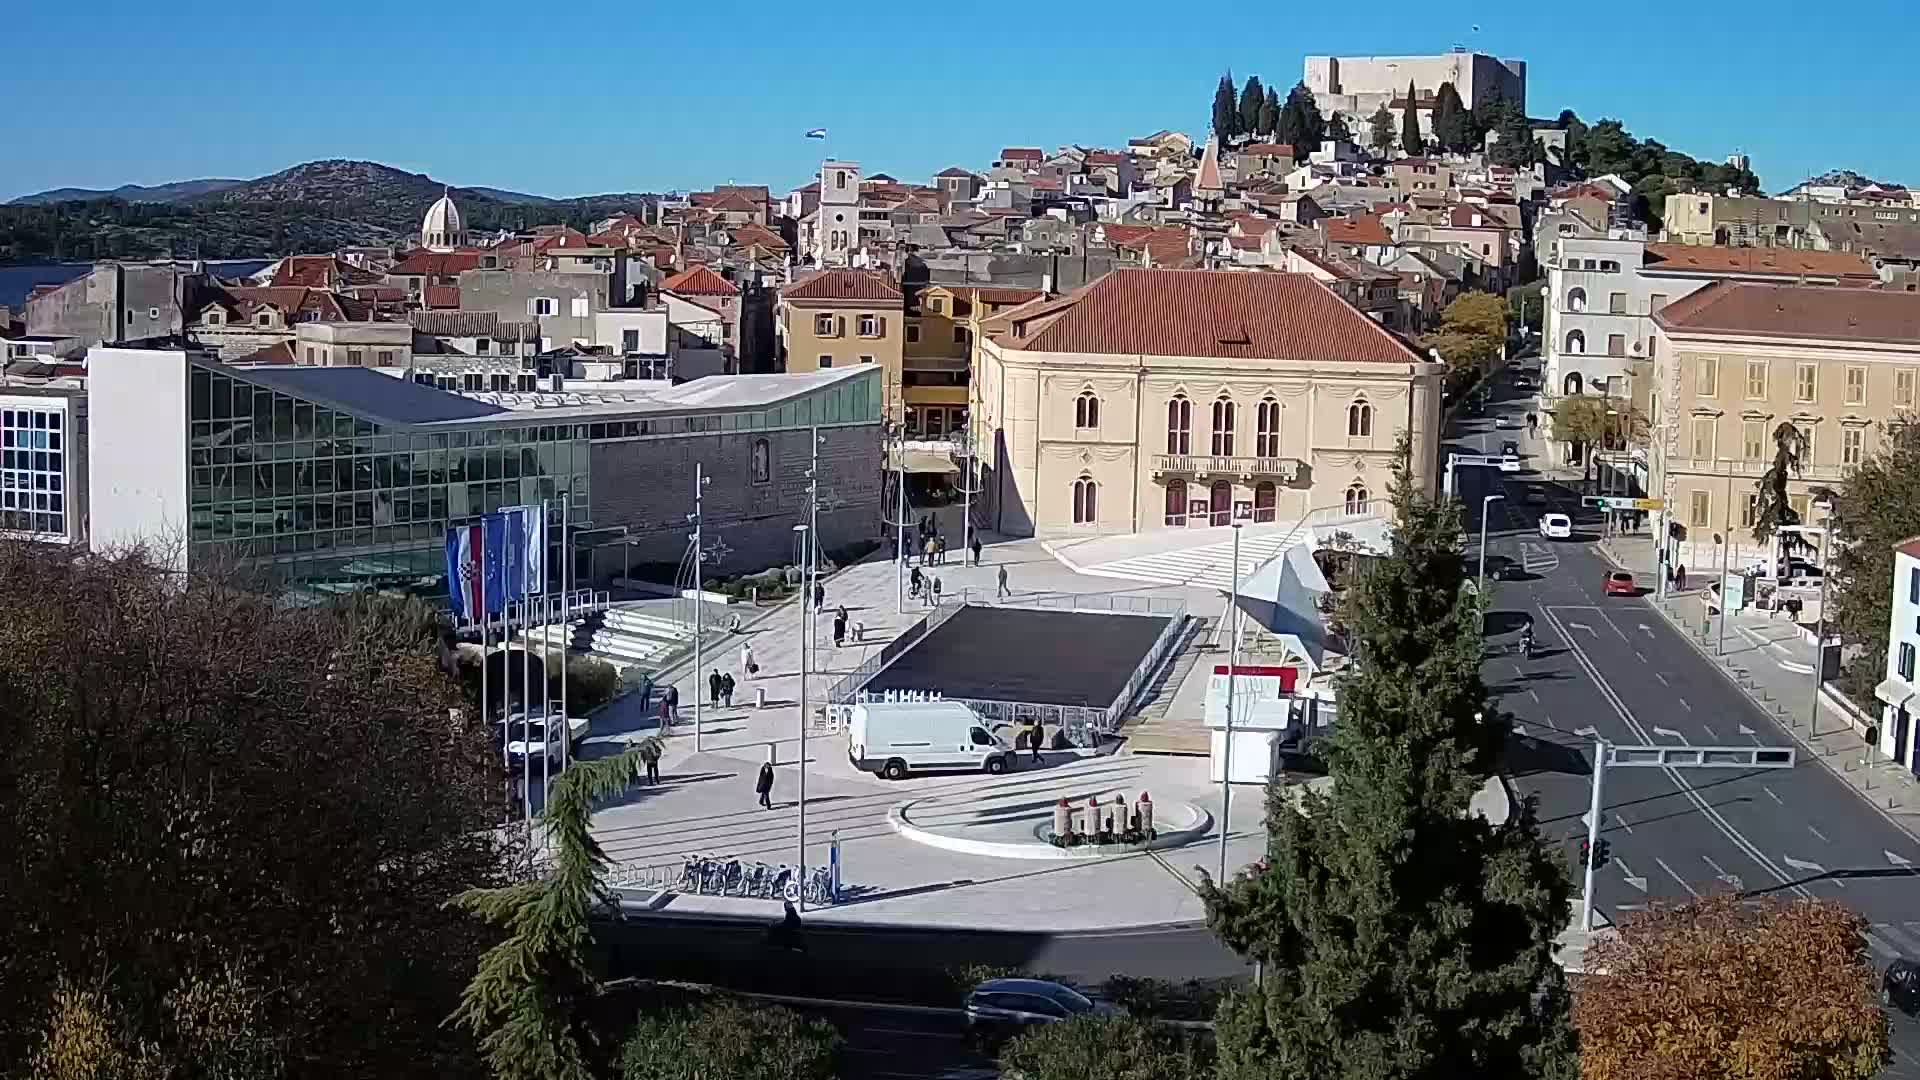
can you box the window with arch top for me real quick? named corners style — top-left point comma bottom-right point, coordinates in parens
top-left (1347, 398), bottom-right (1373, 438)
top-left (1075, 391), bottom-right (1100, 430)
top-left (1072, 476), bottom-right (1098, 524)
top-left (1565, 329), bottom-right (1586, 354)
top-left (1210, 396), bottom-right (1236, 456)
top-left (1345, 482), bottom-right (1370, 515)
top-left (1166, 395), bottom-right (1191, 454)
top-left (1255, 397), bottom-right (1280, 457)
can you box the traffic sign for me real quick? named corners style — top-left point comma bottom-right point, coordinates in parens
top-left (1581, 495), bottom-right (1659, 511)
top-left (1630, 498), bottom-right (1664, 511)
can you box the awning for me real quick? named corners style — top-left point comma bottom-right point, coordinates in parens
top-left (887, 447), bottom-right (961, 475)
top-left (1874, 677), bottom-right (1916, 709)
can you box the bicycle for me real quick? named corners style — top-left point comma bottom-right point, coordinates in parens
top-left (720, 859), bottom-right (745, 896)
top-left (804, 865), bottom-right (834, 906)
top-left (679, 854), bottom-right (704, 893)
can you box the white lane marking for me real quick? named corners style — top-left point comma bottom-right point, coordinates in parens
top-left (1877, 922), bottom-right (1920, 954)
top-left (1527, 689), bottom-right (1540, 703)
top-left (1807, 824), bottom-right (1829, 844)
top-left (1614, 859), bottom-right (1648, 892)
top-left (1539, 711), bottom-right (1558, 730)
top-left (1634, 650), bottom-right (1647, 662)
top-left (1639, 623), bottom-right (1656, 639)
top-left (1615, 812), bottom-right (1635, 835)
top-left (1864, 930), bottom-right (1902, 960)
top-left (1701, 855), bottom-right (1743, 890)
top-left (1738, 723), bottom-right (1759, 744)
top-left (1763, 786), bottom-right (1784, 805)
top-left (1573, 725), bottom-right (1598, 737)
top-left (1781, 855), bottom-right (1837, 887)
top-left (1568, 621), bottom-right (1596, 636)
top-left (1655, 857), bottom-right (1702, 897)
top-left (1654, 671), bottom-right (1669, 685)
top-left (1678, 697), bottom-right (1692, 711)
top-left (1700, 723), bottom-right (1717, 741)
top-left (1889, 850), bottom-right (1913, 867)
top-left (1653, 726), bottom-right (1685, 740)
top-left (1540, 605), bottom-right (1808, 901)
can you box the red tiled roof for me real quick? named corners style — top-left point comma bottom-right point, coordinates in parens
top-left (1896, 535), bottom-right (1920, 560)
top-left (1142, 229), bottom-right (1195, 267)
top-left (729, 223), bottom-right (789, 251)
top-left (1101, 224), bottom-right (1158, 248)
top-left (935, 166), bottom-right (977, 178)
top-left (1655, 280), bottom-right (1920, 343)
top-left (1325, 214), bottom-right (1393, 246)
top-left (388, 249), bottom-right (484, 276)
top-left (270, 255), bottom-right (382, 289)
top-left (995, 269), bottom-right (1422, 363)
top-left (783, 269), bottom-right (903, 303)
top-left (1084, 151), bottom-right (1127, 166)
top-left (998, 147), bottom-right (1043, 162)
top-left (237, 341), bottom-right (299, 366)
top-left (706, 192), bottom-right (761, 213)
top-left (424, 285), bottom-right (461, 309)
top-left (661, 264), bottom-right (737, 297)
top-left (1228, 235), bottom-right (1263, 251)
top-left (1240, 142), bottom-right (1295, 159)
top-left (1643, 243), bottom-right (1878, 281)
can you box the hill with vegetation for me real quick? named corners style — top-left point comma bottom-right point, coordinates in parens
top-left (8, 178), bottom-right (245, 206)
top-left (0, 159), bottom-right (659, 263)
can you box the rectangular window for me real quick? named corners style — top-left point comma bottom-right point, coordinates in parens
top-left (1789, 493), bottom-right (1810, 521)
top-left (530, 297), bottom-right (555, 317)
top-left (1910, 567), bottom-right (1919, 605)
top-left (857, 314), bottom-right (879, 337)
top-left (476, 338), bottom-right (491, 354)
top-left (1743, 420), bottom-right (1765, 460)
top-left (569, 297), bottom-right (589, 318)
top-left (622, 329), bottom-right (639, 353)
top-left (1607, 334), bottom-right (1626, 357)
top-left (1901, 642), bottom-right (1916, 682)
top-left (1843, 427), bottom-right (1864, 466)
top-left (501, 341), bottom-right (516, 356)
top-left (1690, 417), bottom-right (1716, 460)
top-left (378, 350), bottom-right (395, 365)
top-left (814, 314), bottom-right (836, 337)
top-left (1741, 494), bottom-right (1758, 529)
top-left (1845, 365), bottom-right (1866, 405)
top-left (1746, 360), bottom-right (1768, 400)
top-left (1689, 490), bottom-right (1710, 528)
top-left (0, 404), bottom-right (68, 541)
top-left (1651, 292), bottom-right (1669, 313)
top-left (1796, 362), bottom-right (1817, 403)
top-left (1899, 369), bottom-right (1917, 407)
top-left (1696, 357), bottom-right (1717, 397)
top-left (906, 324), bottom-right (920, 343)
top-left (1608, 291), bottom-right (1627, 314)
top-left (346, 349), bottom-right (364, 366)
top-left (859, 355), bottom-right (874, 364)
top-left (817, 354), bottom-right (833, 369)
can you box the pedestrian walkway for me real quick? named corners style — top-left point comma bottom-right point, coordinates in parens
top-left (1597, 534), bottom-right (1920, 843)
top-left (1049, 525), bottom-right (1305, 591)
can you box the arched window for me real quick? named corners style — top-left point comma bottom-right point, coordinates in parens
top-left (1211, 396), bottom-right (1235, 456)
top-left (1345, 482), bottom-right (1370, 516)
top-left (1209, 479), bottom-right (1232, 527)
top-left (1347, 398), bottom-right (1373, 437)
top-left (1255, 397), bottom-right (1280, 457)
top-left (1565, 329), bottom-right (1586, 354)
top-left (1166, 395), bottom-right (1191, 455)
top-left (1075, 391), bottom-right (1100, 430)
top-left (1073, 476), bottom-right (1098, 524)
top-left (1254, 481), bottom-right (1276, 523)
top-left (1567, 287), bottom-right (1588, 312)
top-left (1563, 372), bottom-right (1584, 396)
top-left (1164, 479), bottom-right (1188, 526)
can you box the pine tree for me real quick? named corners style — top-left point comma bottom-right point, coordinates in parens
top-left (1432, 82), bottom-right (1468, 153)
top-left (1400, 81), bottom-right (1424, 156)
top-left (1259, 87), bottom-right (1281, 139)
top-left (1285, 82), bottom-right (1325, 156)
top-left (1239, 76), bottom-right (1266, 140)
top-left (1368, 104), bottom-right (1396, 158)
top-left (1201, 445), bottom-right (1577, 1080)
top-left (1213, 74), bottom-right (1240, 139)
top-left (1326, 111), bottom-right (1353, 146)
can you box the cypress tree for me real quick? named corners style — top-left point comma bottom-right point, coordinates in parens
top-left (1259, 87), bottom-right (1281, 138)
top-left (1368, 104), bottom-right (1396, 158)
top-left (1201, 445), bottom-right (1578, 1080)
top-left (1286, 82), bottom-right (1326, 157)
top-left (1239, 76), bottom-right (1266, 140)
top-left (1432, 82), bottom-right (1467, 153)
top-left (1213, 73), bottom-right (1240, 139)
top-left (1400, 81), bottom-right (1424, 156)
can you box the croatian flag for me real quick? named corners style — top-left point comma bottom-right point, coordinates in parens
top-left (445, 521), bottom-right (487, 621)
top-left (805, 128), bottom-right (828, 140)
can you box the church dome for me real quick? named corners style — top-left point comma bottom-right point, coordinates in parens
top-left (422, 191), bottom-right (465, 251)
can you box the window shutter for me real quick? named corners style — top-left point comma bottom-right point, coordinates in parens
top-left (877, 317), bottom-right (887, 338)
top-left (836, 316), bottom-right (846, 337)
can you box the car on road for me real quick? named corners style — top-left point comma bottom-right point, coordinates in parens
top-left (1494, 415), bottom-right (1516, 428)
top-left (1886, 958), bottom-right (1920, 1015)
top-left (964, 978), bottom-right (1111, 1036)
top-left (1523, 488), bottom-right (1549, 507)
top-left (1483, 555), bottom-right (1524, 581)
top-left (1538, 513), bottom-right (1572, 540)
top-left (1603, 571), bottom-right (1639, 597)
top-left (499, 713), bottom-right (590, 760)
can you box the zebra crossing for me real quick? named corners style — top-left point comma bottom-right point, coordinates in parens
top-left (1083, 528), bottom-right (1305, 592)
top-left (1868, 921), bottom-right (1920, 961)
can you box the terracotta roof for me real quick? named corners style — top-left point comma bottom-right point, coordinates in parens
top-left (424, 285), bottom-right (461, 309)
top-left (237, 341), bottom-right (299, 366)
top-left (1325, 214), bottom-right (1393, 246)
top-left (993, 269), bottom-right (1422, 363)
top-left (935, 167), bottom-right (977, 179)
top-left (1084, 151), bottom-right (1127, 166)
top-left (1228, 235), bottom-right (1263, 252)
top-left (693, 185), bottom-right (770, 206)
top-left (1240, 142), bottom-right (1295, 159)
top-left (1101, 224), bottom-right (1158, 248)
top-left (661, 264), bottom-right (737, 297)
top-left (705, 191), bottom-right (761, 213)
top-left (1655, 280), bottom-right (1920, 344)
top-left (729, 223), bottom-right (789, 251)
top-left (388, 249), bottom-right (484, 276)
top-left (1896, 535), bottom-right (1920, 560)
top-left (1142, 230), bottom-right (1195, 267)
top-left (783, 269), bottom-right (903, 303)
top-left (998, 148), bottom-right (1044, 162)
top-left (270, 255), bottom-right (383, 289)
top-left (1643, 243), bottom-right (1879, 282)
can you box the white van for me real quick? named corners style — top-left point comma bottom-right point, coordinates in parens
top-left (847, 701), bottom-right (1016, 780)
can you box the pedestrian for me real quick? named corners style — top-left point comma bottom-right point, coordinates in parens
top-left (741, 642), bottom-right (757, 677)
top-left (924, 535), bottom-right (937, 567)
top-left (997, 564), bottom-right (1010, 599)
top-left (662, 683), bottom-right (679, 728)
top-left (721, 672), bottom-right (735, 708)
top-left (756, 760), bottom-right (774, 810)
top-left (909, 565), bottom-right (924, 598)
top-left (814, 582), bottom-right (825, 612)
top-left (1029, 721), bottom-right (1045, 764)
top-left (708, 669), bottom-right (723, 709)
top-left (934, 536), bottom-right (946, 565)
top-left (1676, 563), bottom-right (1688, 591)
top-left (833, 611), bottom-right (847, 648)
top-left (971, 535), bottom-right (982, 566)
top-left (632, 736), bottom-right (661, 784)
top-left (931, 576), bottom-right (942, 605)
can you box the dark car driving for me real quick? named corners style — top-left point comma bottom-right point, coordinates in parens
top-left (964, 978), bottom-right (1111, 1036)
top-left (1887, 958), bottom-right (1920, 1015)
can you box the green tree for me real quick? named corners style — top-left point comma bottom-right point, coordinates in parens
top-left (1239, 76), bottom-right (1266, 140)
top-left (1258, 86), bottom-right (1281, 139)
top-left (1751, 421), bottom-right (1812, 558)
top-left (1431, 81), bottom-right (1468, 153)
top-left (448, 749), bottom-right (646, 1080)
top-left (1281, 81), bottom-right (1325, 158)
top-left (1213, 73), bottom-right (1240, 139)
top-left (1549, 395), bottom-right (1646, 486)
top-left (1326, 110), bottom-right (1352, 146)
top-left (1825, 419), bottom-right (1920, 697)
top-left (1368, 104), bottom-right (1397, 158)
top-left (1399, 81), bottom-right (1424, 156)
top-left (1199, 447), bottom-right (1577, 1080)
top-left (999, 1013), bottom-right (1211, 1080)
top-left (618, 997), bottom-right (839, 1080)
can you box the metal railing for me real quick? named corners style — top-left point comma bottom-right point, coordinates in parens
top-left (1110, 609), bottom-right (1192, 728)
top-left (953, 589), bottom-right (1186, 616)
top-left (1151, 454), bottom-right (1303, 482)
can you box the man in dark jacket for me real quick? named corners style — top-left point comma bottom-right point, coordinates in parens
top-left (1029, 722), bottom-right (1045, 764)
top-left (756, 761), bottom-right (774, 809)
top-left (708, 669), bottom-right (723, 708)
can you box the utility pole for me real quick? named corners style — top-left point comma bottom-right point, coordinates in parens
top-left (691, 464), bottom-right (710, 752)
top-left (798, 427), bottom-right (822, 908)
top-left (1581, 736), bottom-right (1605, 933)
top-left (1218, 519), bottom-right (1243, 884)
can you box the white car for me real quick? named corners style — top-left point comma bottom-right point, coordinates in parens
top-left (1538, 513), bottom-right (1572, 540)
top-left (1495, 415), bottom-right (1516, 429)
top-left (500, 713), bottom-right (590, 759)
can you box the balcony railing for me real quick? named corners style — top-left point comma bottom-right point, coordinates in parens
top-left (1151, 454), bottom-right (1304, 482)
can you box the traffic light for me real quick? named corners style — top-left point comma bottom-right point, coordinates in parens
top-left (1579, 838), bottom-right (1590, 868)
top-left (1593, 839), bottom-right (1612, 871)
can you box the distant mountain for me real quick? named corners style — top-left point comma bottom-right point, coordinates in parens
top-left (9, 178), bottom-right (244, 206)
top-left (1781, 169), bottom-right (1906, 195)
top-left (465, 186), bottom-right (559, 205)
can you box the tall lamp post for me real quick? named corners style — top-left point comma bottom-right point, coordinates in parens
top-left (690, 465), bottom-right (710, 752)
top-left (1477, 493), bottom-right (1506, 608)
top-left (1218, 517), bottom-right (1244, 884)
top-left (1779, 522), bottom-right (1830, 735)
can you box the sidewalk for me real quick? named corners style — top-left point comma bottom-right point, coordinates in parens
top-left (1597, 534), bottom-right (1920, 843)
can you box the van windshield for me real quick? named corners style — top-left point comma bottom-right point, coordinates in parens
top-left (969, 727), bottom-right (993, 746)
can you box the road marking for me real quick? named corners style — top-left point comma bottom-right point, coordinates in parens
top-left (1539, 605), bottom-right (1807, 901)
top-left (1781, 855), bottom-right (1834, 887)
top-left (1527, 689), bottom-right (1540, 703)
top-left (1653, 726), bottom-right (1685, 740)
top-left (1701, 855), bottom-right (1743, 891)
top-left (1615, 812), bottom-right (1635, 835)
top-left (1573, 725), bottom-right (1598, 737)
top-left (1807, 824), bottom-right (1828, 844)
top-left (1638, 624), bottom-right (1656, 639)
top-left (1865, 929), bottom-right (1902, 960)
top-left (1737, 723), bottom-right (1758, 743)
top-left (1655, 857), bottom-right (1702, 897)
top-left (1878, 922), bottom-right (1920, 954)
top-left (1633, 650), bottom-right (1647, 662)
top-left (1763, 786), bottom-right (1784, 805)
top-left (1539, 711), bottom-right (1558, 729)
top-left (1567, 621), bottom-right (1596, 636)
top-left (1654, 671), bottom-right (1669, 685)
top-left (1614, 859), bottom-right (1648, 892)
top-left (1890, 850), bottom-right (1913, 868)
top-left (1699, 723), bottom-right (1716, 741)
top-left (1677, 697), bottom-right (1692, 711)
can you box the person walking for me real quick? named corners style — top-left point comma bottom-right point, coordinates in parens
top-left (931, 576), bottom-right (942, 606)
top-left (934, 536), bottom-right (946, 565)
top-left (708, 669), bottom-right (723, 709)
top-left (909, 565), bottom-right (924, 599)
top-left (924, 535), bottom-right (937, 567)
top-left (720, 672), bottom-right (735, 708)
top-left (633, 736), bottom-right (661, 784)
top-left (1676, 563), bottom-right (1688, 591)
top-left (996, 564), bottom-right (1010, 599)
top-left (661, 683), bottom-right (679, 728)
top-left (813, 582), bottom-right (825, 613)
top-left (1028, 721), bottom-right (1045, 764)
top-left (756, 760), bottom-right (774, 810)
top-left (741, 641), bottom-right (757, 677)
top-left (970, 535), bottom-right (982, 567)
top-left (832, 609), bottom-right (847, 648)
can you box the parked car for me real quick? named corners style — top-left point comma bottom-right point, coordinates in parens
top-left (964, 978), bottom-right (1112, 1036)
top-left (1484, 555), bottom-right (1524, 581)
top-left (499, 712), bottom-right (590, 759)
top-left (848, 700), bottom-right (1016, 779)
top-left (1885, 958), bottom-right (1920, 1016)
top-left (1603, 571), bottom-right (1639, 597)
top-left (1539, 513), bottom-right (1573, 540)
top-left (1495, 415), bottom-right (1516, 429)
top-left (1523, 488), bottom-right (1549, 507)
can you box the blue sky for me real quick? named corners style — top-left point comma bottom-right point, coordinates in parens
top-left (2, 0), bottom-right (1906, 202)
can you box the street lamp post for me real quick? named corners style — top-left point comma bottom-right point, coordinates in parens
top-left (690, 465), bottom-right (710, 752)
top-left (1780, 523), bottom-right (1830, 736)
top-left (1477, 493), bottom-right (1506, 604)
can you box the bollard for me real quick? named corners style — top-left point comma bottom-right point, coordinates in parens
top-left (1138, 791), bottom-right (1154, 836)
top-left (1112, 793), bottom-right (1130, 837)
top-left (1081, 797), bottom-right (1100, 838)
top-left (755, 686), bottom-right (768, 709)
top-left (1052, 799), bottom-right (1071, 842)
top-left (855, 621), bottom-right (865, 643)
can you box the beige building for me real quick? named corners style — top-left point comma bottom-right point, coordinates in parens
top-left (974, 269), bottom-right (1445, 536)
top-left (910, 284), bottom-right (1042, 439)
top-left (779, 269), bottom-right (906, 420)
top-left (1648, 282), bottom-right (1920, 569)
top-left (1661, 192), bottom-right (1813, 248)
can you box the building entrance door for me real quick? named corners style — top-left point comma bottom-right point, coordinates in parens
top-left (1209, 480), bottom-right (1232, 527)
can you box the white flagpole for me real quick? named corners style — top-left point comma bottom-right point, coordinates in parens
top-left (561, 491), bottom-right (571, 770)
top-left (536, 510), bottom-right (549, 808)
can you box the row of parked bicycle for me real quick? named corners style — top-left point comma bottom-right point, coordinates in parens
top-left (681, 854), bottom-right (835, 903)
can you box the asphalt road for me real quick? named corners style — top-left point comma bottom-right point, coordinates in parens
top-left (1460, 366), bottom-right (1920, 1077)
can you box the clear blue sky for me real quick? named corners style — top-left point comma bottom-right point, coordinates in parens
top-left (3, 0), bottom-right (1904, 202)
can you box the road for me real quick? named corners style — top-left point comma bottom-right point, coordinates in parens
top-left (1459, 365), bottom-right (1920, 1077)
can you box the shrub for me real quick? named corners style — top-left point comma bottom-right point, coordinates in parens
top-left (618, 997), bottom-right (838, 1080)
top-left (999, 1013), bottom-right (1211, 1080)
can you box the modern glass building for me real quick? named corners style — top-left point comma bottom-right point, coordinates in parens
top-left (86, 347), bottom-right (883, 596)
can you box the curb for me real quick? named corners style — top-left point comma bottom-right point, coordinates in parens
top-left (887, 801), bottom-right (1213, 861)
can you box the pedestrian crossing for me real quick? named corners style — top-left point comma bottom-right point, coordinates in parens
top-left (1084, 529), bottom-right (1305, 592)
top-left (1869, 922), bottom-right (1920, 961)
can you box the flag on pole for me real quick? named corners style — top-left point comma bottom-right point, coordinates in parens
top-left (446, 521), bottom-right (487, 620)
top-left (481, 512), bottom-right (510, 615)
top-left (500, 505), bottom-right (545, 601)
top-left (804, 128), bottom-right (828, 140)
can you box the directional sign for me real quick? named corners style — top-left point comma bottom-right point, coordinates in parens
top-left (1580, 495), bottom-right (1665, 511)
top-left (1782, 855), bottom-right (1825, 876)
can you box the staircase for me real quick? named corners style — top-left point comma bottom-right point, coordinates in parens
top-left (1091, 530), bottom-right (1302, 591)
top-left (1123, 617), bottom-right (1217, 757)
top-left (521, 603), bottom-right (698, 673)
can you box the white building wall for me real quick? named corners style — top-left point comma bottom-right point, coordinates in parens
top-left (1545, 236), bottom-right (1698, 400)
top-left (1880, 549), bottom-right (1920, 770)
top-left (86, 346), bottom-right (190, 569)
top-left (593, 310), bottom-right (668, 355)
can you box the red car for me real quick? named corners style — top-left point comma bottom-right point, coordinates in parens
top-left (1603, 571), bottom-right (1638, 597)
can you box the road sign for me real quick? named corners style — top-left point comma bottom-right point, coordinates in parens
top-left (1581, 495), bottom-right (1656, 511)
top-left (1630, 498), bottom-right (1664, 511)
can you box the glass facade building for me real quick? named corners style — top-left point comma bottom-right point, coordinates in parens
top-left (0, 398), bottom-right (70, 542)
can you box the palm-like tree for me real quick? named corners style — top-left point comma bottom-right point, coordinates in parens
top-left (1751, 421), bottom-right (1810, 559)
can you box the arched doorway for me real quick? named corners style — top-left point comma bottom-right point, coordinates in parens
top-left (1254, 481), bottom-right (1276, 523)
top-left (1563, 371), bottom-right (1584, 396)
top-left (1164, 479), bottom-right (1188, 527)
top-left (1209, 479), bottom-right (1232, 527)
